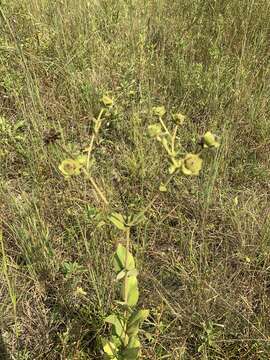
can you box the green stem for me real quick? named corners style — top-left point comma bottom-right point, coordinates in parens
top-left (123, 227), bottom-right (131, 346)
top-left (124, 227), bottom-right (131, 304)
top-left (86, 108), bottom-right (105, 170)
top-left (159, 116), bottom-right (169, 134)
top-left (130, 173), bottom-right (175, 226)
top-left (56, 142), bottom-right (109, 207)
top-left (81, 168), bottom-right (109, 206)
top-left (171, 125), bottom-right (178, 155)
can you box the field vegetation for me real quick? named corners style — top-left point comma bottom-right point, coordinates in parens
top-left (0, 0), bottom-right (270, 359)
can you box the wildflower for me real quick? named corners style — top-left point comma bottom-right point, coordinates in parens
top-left (172, 112), bottom-right (185, 125)
top-left (202, 131), bottom-right (220, 148)
top-left (59, 159), bottom-right (82, 177)
top-left (152, 106), bottom-right (166, 117)
top-left (181, 153), bottom-right (202, 176)
top-left (147, 123), bottom-right (162, 138)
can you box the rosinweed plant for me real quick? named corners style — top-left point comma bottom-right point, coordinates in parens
top-left (58, 98), bottom-right (220, 359)
top-left (148, 106), bottom-right (219, 179)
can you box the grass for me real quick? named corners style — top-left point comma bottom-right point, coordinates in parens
top-left (0, 0), bottom-right (270, 358)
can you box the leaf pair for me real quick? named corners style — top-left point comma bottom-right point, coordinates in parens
top-left (105, 309), bottom-right (149, 340)
top-left (109, 212), bottom-right (146, 230)
top-left (109, 213), bottom-right (127, 231)
top-left (113, 244), bottom-right (139, 307)
top-left (104, 310), bottom-right (149, 359)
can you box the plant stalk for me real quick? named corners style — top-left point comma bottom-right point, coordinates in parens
top-left (123, 226), bottom-right (131, 346)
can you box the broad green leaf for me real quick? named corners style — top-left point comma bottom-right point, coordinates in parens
top-left (121, 347), bottom-right (140, 359)
top-left (130, 212), bottom-right (146, 226)
top-left (113, 244), bottom-right (135, 273)
top-left (111, 335), bottom-right (122, 348)
top-left (127, 309), bottom-right (149, 337)
top-left (128, 336), bottom-right (141, 348)
top-left (102, 338), bottom-right (118, 358)
top-left (127, 269), bottom-right (138, 277)
top-left (109, 212), bottom-right (127, 231)
top-left (105, 314), bottom-right (125, 339)
top-left (114, 300), bottom-right (130, 310)
top-left (116, 269), bottom-right (126, 281)
top-left (121, 275), bottom-right (139, 307)
top-left (122, 336), bottom-right (141, 359)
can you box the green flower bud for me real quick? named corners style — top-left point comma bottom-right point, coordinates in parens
top-left (101, 95), bottom-right (113, 107)
top-left (159, 183), bottom-right (167, 192)
top-left (76, 155), bottom-right (95, 170)
top-left (59, 159), bottom-right (82, 177)
top-left (147, 123), bottom-right (162, 137)
top-left (202, 131), bottom-right (220, 148)
top-left (152, 106), bottom-right (166, 117)
top-left (172, 112), bottom-right (185, 125)
top-left (76, 155), bottom-right (88, 166)
top-left (181, 153), bottom-right (202, 176)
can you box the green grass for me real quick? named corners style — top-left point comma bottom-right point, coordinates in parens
top-left (0, 0), bottom-right (270, 358)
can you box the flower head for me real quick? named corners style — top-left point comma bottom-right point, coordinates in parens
top-left (181, 153), bottom-right (203, 176)
top-left (148, 123), bottom-right (162, 138)
top-left (152, 106), bottom-right (166, 117)
top-left (59, 159), bottom-right (82, 177)
top-left (172, 112), bottom-right (186, 125)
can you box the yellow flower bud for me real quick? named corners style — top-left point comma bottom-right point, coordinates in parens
top-left (202, 131), bottom-right (220, 148)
